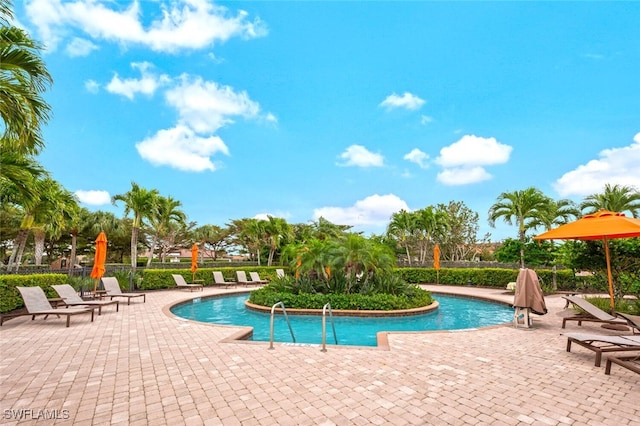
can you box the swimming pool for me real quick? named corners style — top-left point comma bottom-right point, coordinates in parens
top-left (171, 293), bottom-right (514, 347)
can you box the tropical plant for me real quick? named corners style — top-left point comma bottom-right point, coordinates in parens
top-left (488, 187), bottom-right (551, 267)
top-left (386, 209), bottom-right (416, 265)
top-left (111, 182), bottom-right (159, 269)
top-left (580, 183), bottom-right (640, 218)
top-left (0, 1), bottom-right (53, 155)
top-left (145, 195), bottom-right (186, 266)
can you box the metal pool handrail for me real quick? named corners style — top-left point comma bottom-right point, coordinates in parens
top-left (269, 301), bottom-right (295, 349)
top-left (321, 302), bottom-right (338, 352)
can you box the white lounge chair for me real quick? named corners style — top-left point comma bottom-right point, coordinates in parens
top-left (563, 332), bottom-right (640, 366)
top-left (249, 272), bottom-right (269, 285)
top-left (101, 277), bottom-right (146, 305)
top-left (212, 271), bottom-right (236, 288)
top-left (52, 284), bottom-right (119, 315)
top-left (276, 269), bottom-right (285, 278)
top-left (172, 274), bottom-right (203, 292)
top-left (7, 286), bottom-right (95, 327)
top-left (236, 271), bottom-right (259, 287)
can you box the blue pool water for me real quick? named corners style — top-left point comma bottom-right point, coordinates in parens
top-left (171, 293), bottom-right (514, 346)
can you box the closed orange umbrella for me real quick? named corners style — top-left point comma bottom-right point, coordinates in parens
top-left (433, 244), bottom-right (441, 284)
top-left (90, 231), bottom-right (108, 293)
top-left (191, 243), bottom-right (199, 282)
top-left (534, 210), bottom-right (640, 310)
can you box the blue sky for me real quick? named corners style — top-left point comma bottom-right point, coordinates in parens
top-left (14, 1), bottom-right (640, 241)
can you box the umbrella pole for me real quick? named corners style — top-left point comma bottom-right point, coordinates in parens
top-left (603, 237), bottom-right (615, 312)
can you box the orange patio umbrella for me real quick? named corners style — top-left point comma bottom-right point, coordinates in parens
top-left (433, 244), bottom-right (441, 284)
top-left (90, 231), bottom-right (108, 293)
top-left (191, 243), bottom-right (199, 282)
top-left (534, 210), bottom-right (640, 310)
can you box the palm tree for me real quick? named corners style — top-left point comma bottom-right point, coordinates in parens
top-left (145, 195), bottom-right (186, 266)
top-left (0, 1), bottom-right (53, 155)
top-left (112, 182), bottom-right (159, 269)
top-left (488, 187), bottom-right (551, 267)
top-left (581, 183), bottom-right (640, 218)
top-left (263, 216), bottom-right (293, 266)
top-left (414, 207), bottom-right (449, 263)
top-left (31, 180), bottom-right (78, 265)
top-left (386, 209), bottom-right (416, 266)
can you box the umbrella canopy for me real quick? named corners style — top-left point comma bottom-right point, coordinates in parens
top-left (190, 243), bottom-right (199, 280)
top-left (534, 210), bottom-right (640, 310)
top-left (90, 231), bottom-right (108, 292)
top-left (433, 244), bottom-right (441, 271)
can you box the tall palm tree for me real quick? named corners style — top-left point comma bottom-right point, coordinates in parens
top-left (0, 1), bottom-right (53, 155)
top-left (414, 207), bottom-right (449, 263)
top-left (488, 187), bottom-right (551, 267)
top-left (263, 216), bottom-right (293, 266)
top-left (581, 183), bottom-right (640, 218)
top-left (112, 182), bottom-right (159, 269)
top-left (31, 180), bottom-right (78, 265)
top-left (386, 209), bottom-right (416, 266)
top-left (146, 195), bottom-right (186, 266)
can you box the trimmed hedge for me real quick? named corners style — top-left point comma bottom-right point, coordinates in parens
top-left (0, 274), bottom-right (68, 313)
top-left (396, 267), bottom-right (580, 290)
top-left (140, 267), bottom-right (285, 290)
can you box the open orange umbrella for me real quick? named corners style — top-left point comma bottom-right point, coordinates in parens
top-left (190, 243), bottom-right (199, 282)
top-left (534, 210), bottom-right (640, 310)
top-left (433, 244), bottom-right (441, 284)
top-left (90, 231), bottom-right (108, 293)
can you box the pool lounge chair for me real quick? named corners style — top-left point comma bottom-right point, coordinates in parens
top-left (212, 271), bottom-right (237, 288)
top-left (101, 277), bottom-right (146, 305)
top-left (605, 355), bottom-right (640, 375)
top-left (563, 332), bottom-right (640, 366)
top-left (276, 269), bottom-right (285, 278)
top-left (171, 274), bottom-right (203, 292)
top-left (249, 272), bottom-right (269, 285)
top-left (235, 271), bottom-right (259, 287)
top-left (6, 286), bottom-right (95, 327)
top-left (52, 284), bottom-right (119, 315)
top-left (561, 295), bottom-right (629, 329)
top-left (616, 312), bottom-right (640, 334)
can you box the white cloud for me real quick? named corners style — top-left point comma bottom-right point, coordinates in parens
top-left (25, 0), bottom-right (267, 54)
top-left (553, 132), bottom-right (640, 197)
top-left (75, 189), bottom-right (110, 205)
top-left (313, 194), bottom-right (410, 227)
top-left (403, 148), bottom-right (430, 169)
top-left (84, 79), bottom-right (100, 93)
top-left (380, 92), bottom-right (425, 111)
top-left (420, 115), bottom-right (434, 125)
top-left (165, 75), bottom-right (261, 134)
top-left (253, 212), bottom-right (291, 221)
top-left (434, 134), bottom-right (512, 185)
top-left (436, 135), bottom-right (512, 167)
top-left (135, 125), bottom-right (229, 172)
top-left (65, 37), bottom-right (98, 56)
top-left (106, 62), bottom-right (170, 100)
top-left (337, 145), bottom-right (384, 168)
top-left (436, 166), bottom-right (493, 186)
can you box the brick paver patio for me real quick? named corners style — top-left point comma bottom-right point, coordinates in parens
top-left (1, 285), bottom-right (638, 425)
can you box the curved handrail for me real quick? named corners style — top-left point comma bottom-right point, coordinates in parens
top-left (269, 301), bottom-right (295, 349)
top-left (321, 302), bottom-right (338, 352)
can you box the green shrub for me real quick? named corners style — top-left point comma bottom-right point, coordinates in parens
top-left (0, 274), bottom-right (68, 313)
top-left (248, 286), bottom-right (433, 311)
